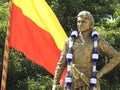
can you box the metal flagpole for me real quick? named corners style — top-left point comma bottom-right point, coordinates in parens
top-left (1, 0), bottom-right (12, 90)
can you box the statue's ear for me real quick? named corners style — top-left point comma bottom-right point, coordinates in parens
top-left (91, 22), bottom-right (94, 29)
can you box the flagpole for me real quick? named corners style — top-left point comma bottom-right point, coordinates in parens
top-left (1, 1), bottom-right (11, 90)
top-left (1, 30), bottom-right (10, 90)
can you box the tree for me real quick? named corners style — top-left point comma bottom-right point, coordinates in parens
top-left (46, 0), bottom-right (120, 35)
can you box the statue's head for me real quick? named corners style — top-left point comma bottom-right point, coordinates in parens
top-left (77, 11), bottom-right (94, 32)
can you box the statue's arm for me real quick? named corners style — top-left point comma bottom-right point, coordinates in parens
top-left (97, 37), bottom-right (120, 78)
top-left (53, 39), bottom-right (69, 85)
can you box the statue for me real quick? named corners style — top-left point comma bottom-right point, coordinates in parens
top-left (52, 11), bottom-right (120, 90)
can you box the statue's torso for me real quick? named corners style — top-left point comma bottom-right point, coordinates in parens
top-left (69, 36), bottom-right (94, 88)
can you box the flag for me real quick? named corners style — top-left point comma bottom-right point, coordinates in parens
top-left (9, 0), bottom-right (67, 76)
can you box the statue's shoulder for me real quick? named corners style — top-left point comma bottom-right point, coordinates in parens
top-left (97, 36), bottom-right (109, 46)
top-left (98, 37), bottom-right (106, 42)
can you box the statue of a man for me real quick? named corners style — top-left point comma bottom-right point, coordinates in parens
top-left (52, 11), bottom-right (120, 90)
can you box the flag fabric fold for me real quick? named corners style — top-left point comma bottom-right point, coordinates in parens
top-left (9, 0), bottom-right (67, 77)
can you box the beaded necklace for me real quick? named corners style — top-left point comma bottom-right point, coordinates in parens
top-left (65, 30), bottom-right (79, 89)
top-left (65, 30), bottom-right (99, 90)
top-left (90, 31), bottom-right (99, 89)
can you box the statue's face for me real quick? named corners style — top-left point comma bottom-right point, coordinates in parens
top-left (77, 15), bottom-right (92, 32)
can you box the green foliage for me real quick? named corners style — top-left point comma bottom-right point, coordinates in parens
top-left (15, 75), bottom-right (53, 90)
top-left (94, 26), bottom-right (120, 50)
top-left (0, 1), bottom-right (9, 57)
top-left (6, 49), bottom-right (53, 90)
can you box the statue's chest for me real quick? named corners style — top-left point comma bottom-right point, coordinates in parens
top-left (71, 37), bottom-right (94, 62)
top-left (72, 37), bottom-right (93, 52)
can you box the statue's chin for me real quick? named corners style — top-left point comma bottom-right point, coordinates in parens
top-left (80, 29), bottom-right (91, 33)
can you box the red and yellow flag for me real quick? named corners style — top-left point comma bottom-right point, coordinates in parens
top-left (9, 0), bottom-right (67, 75)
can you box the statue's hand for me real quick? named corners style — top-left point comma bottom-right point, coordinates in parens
top-left (93, 87), bottom-right (97, 90)
top-left (52, 84), bottom-right (57, 90)
top-left (96, 71), bottom-right (103, 79)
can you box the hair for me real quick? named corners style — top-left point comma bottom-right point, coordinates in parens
top-left (77, 11), bottom-right (94, 29)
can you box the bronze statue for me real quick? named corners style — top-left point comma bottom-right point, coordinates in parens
top-left (52, 11), bottom-right (120, 90)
